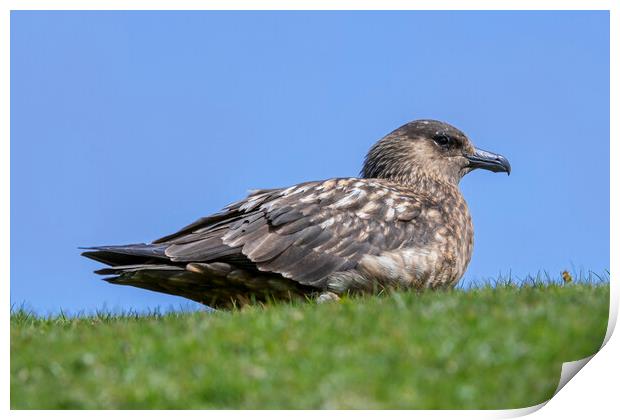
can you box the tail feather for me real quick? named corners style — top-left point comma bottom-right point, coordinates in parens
top-left (81, 244), bottom-right (320, 309)
top-left (80, 243), bottom-right (169, 266)
top-left (95, 264), bottom-right (184, 275)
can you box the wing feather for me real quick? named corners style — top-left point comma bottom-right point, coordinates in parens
top-left (156, 178), bottom-right (430, 287)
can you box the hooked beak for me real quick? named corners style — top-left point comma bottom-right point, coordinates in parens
top-left (465, 147), bottom-right (511, 175)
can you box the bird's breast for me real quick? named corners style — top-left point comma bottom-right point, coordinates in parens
top-left (353, 190), bottom-right (474, 290)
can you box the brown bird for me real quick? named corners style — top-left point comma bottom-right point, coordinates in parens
top-left (82, 120), bottom-right (510, 309)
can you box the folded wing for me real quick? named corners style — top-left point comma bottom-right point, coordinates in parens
top-left (157, 178), bottom-right (429, 287)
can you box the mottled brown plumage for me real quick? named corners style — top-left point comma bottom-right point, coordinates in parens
top-left (82, 120), bottom-right (510, 309)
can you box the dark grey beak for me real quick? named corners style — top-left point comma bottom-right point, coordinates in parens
top-left (465, 147), bottom-right (511, 175)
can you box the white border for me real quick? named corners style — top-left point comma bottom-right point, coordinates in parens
top-left (2, 1), bottom-right (616, 419)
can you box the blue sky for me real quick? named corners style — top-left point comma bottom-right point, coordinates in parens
top-left (11, 11), bottom-right (609, 314)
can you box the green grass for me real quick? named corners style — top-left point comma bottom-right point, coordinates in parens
top-left (11, 279), bottom-right (609, 409)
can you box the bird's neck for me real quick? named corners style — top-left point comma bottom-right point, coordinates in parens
top-left (382, 170), bottom-right (462, 196)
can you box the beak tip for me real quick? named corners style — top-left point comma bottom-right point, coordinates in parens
top-left (504, 160), bottom-right (511, 176)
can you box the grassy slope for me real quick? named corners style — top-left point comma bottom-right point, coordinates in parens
top-left (11, 282), bottom-right (609, 409)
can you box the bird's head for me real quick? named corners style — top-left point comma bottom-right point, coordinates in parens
top-left (361, 119), bottom-right (511, 186)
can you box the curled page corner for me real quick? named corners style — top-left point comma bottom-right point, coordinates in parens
top-left (553, 355), bottom-right (595, 396)
top-left (547, 285), bottom-right (616, 398)
top-left (500, 355), bottom-right (598, 418)
top-left (499, 401), bottom-right (547, 418)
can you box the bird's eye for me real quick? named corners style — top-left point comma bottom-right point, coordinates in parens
top-left (433, 134), bottom-right (452, 148)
